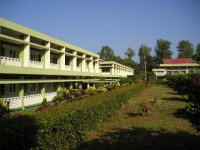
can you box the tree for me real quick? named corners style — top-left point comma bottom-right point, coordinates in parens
top-left (98, 46), bottom-right (115, 61)
top-left (138, 44), bottom-right (151, 82)
top-left (155, 39), bottom-right (173, 65)
top-left (177, 40), bottom-right (194, 58)
top-left (124, 47), bottom-right (135, 60)
top-left (196, 43), bottom-right (200, 54)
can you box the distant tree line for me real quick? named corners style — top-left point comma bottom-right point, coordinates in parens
top-left (98, 39), bottom-right (200, 75)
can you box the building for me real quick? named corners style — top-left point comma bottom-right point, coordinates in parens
top-left (100, 61), bottom-right (134, 77)
top-left (152, 58), bottom-right (200, 78)
top-left (0, 18), bottom-right (134, 110)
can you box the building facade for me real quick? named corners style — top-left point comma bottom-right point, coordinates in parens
top-left (152, 58), bottom-right (200, 78)
top-left (100, 61), bottom-right (134, 77)
top-left (0, 18), bottom-right (134, 110)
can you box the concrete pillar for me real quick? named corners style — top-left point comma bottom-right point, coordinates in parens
top-left (111, 64), bottom-right (115, 75)
top-left (89, 57), bottom-right (93, 72)
top-left (95, 60), bottom-right (99, 73)
top-left (82, 54), bottom-right (86, 72)
top-left (72, 51), bottom-right (77, 71)
top-left (19, 76), bottom-right (24, 110)
top-left (59, 47), bottom-right (65, 70)
top-left (41, 76), bottom-right (45, 99)
top-left (87, 83), bottom-right (90, 89)
top-left (20, 36), bottom-right (30, 67)
top-left (44, 42), bottom-right (50, 69)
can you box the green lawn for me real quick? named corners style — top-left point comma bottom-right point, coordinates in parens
top-left (78, 84), bottom-right (200, 150)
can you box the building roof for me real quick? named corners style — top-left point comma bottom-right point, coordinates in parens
top-left (163, 58), bottom-right (196, 64)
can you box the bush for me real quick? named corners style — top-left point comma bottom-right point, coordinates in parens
top-left (52, 88), bottom-right (69, 105)
top-left (0, 98), bottom-right (9, 119)
top-left (42, 97), bottom-right (48, 106)
top-left (86, 87), bottom-right (97, 95)
top-left (119, 77), bottom-right (133, 85)
top-left (35, 104), bottom-right (54, 112)
top-left (0, 83), bottom-right (145, 149)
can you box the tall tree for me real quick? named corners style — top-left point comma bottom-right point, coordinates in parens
top-left (124, 47), bottom-right (135, 60)
top-left (193, 43), bottom-right (200, 63)
top-left (155, 39), bottom-right (173, 65)
top-left (177, 40), bottom-right (194, 58)
top-left (138, 44), bottom-right (151, 82)
top-left (196, 43), bottom-right (200, 54)
top-left (98, 46), bottom-right (115, 61)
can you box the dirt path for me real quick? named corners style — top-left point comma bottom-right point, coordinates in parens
top-left (78, 84), bottom-right (200, 150)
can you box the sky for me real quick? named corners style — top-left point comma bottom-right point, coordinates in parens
top-left (1, 0), bottom-right (200, 62)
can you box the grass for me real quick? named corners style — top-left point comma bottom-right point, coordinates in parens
top-left (78, 84), bottom-right (200, 150)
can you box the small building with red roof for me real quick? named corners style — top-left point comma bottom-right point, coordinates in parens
top-left (152, 58), bottom-right (200, 78)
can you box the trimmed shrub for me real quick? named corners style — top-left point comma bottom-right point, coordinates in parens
top-left (35, 104), bottom-right (54, 112)
top-left (0, 98), bottom-right (9, 119)
top-left (0, 83), bottom-right (145, 149)
top-left (41, 97), bottom-right (48, 106)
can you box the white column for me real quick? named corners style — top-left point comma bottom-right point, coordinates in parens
top-left (88, 56), bottom-right (93, 72)
top-left (111, 64), bottom-right (115, 75)
top-left (45, 42), bottom-right (50, 69)
top-left (59, 47), bottom-right (65, 70)
top-left (23, 35), bottom-right (30, 67)
top-left (71, 51), bottom-right (77, 71)
top-left (95, 60), bottom-right (99, 73)
top-left (81, 54), bottom-right (86, 72)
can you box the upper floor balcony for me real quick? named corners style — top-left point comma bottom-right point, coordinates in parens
top-left (29, 60), bottom-right (43, 68)
top-left (0, 56), bottom-right (22, 67)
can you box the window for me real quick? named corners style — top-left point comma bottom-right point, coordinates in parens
top-left (53, 57), bottom-right (57, 64)
top-left (9, 84), bottom-right (16, 93)
top-left (24, 84), bottom-right (27, 93)
top-left (9, 50), bottom-right (16, 58)
top-left (47, 83), bottom-right (51, 90)
top-left (38, 54), bottom-right (41, 61)
top-left (0, 85), bottom-right (5, 96)
top-left (1, 47), bottom-right (5, 56)
top-left (30, 83), bottom-right (36, 91)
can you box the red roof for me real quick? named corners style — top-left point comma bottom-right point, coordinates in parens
top-left (163, 58), bottom-right (196, 64)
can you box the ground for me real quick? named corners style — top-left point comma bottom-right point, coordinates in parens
top-left (78, 84), bottom-right (200, 150)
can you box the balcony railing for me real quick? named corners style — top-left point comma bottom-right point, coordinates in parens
top-left (29, 60), bottom-right (43, 68)
top-left (0, 56), bottom-right (22, 66)
top-left (76, 67), bottom-right (81, 72)
top-left (50, 63), bottom-right (59, 69)
top-left (65, 65), bottom-right (71, 71)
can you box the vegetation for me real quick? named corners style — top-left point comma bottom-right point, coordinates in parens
top-left (155, 39), bottom-right (173, 65)
top-left (80, 84), bottom-right (200, 150)
top-left (0, 98), bottom-right (9, 119)
top-left (165, 73), bottom-right (200, 131)
top-left (177, 40), bottom-right (194, 58)
top-left (0, 82), bottom-right (145, 149)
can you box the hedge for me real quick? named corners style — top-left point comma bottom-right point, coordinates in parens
top-left (165, 73), bottom-right (200, 131)
top-left (0, 82), bottom-right (145, 150)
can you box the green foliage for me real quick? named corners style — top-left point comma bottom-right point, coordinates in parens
top-left (119, 77), bottom-right (133, 85)
top-left (196, 43), bottom-right (200, 54)
top-left (124, 47), bottom-right (135, 60)
top-left (52, 88), bottom-right (69, 105)
top-left (0, 98), bottom-right (9, 119)
top-left (42, 97), bottom-right (48, 106)
top-left (35, 104), bottom-right (54, 112)
top-left (177, 40), bottom-right (194, 58)
top-left (155, 39), bottom-right (173, 65)
top-left (128, 75), bottom-right (142, 83)
top-left (86, 87), bottom-right (97, 95)
top-left (98, 45), bottom-right (115, 61)
top-left (165, 73), bottom-right (200, 131)
top-left (0, 83), bottom-right (145, 149)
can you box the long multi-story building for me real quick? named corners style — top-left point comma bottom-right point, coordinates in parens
top-left (0, 18), bottom-right (134, 110)
top-left (152, 58), bottom-right (200, 78)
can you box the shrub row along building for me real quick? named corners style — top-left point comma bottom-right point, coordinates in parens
top-left (0, 18), bottom-right (134, 110)
top-left (153, 58), bottom-right (200, 78)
